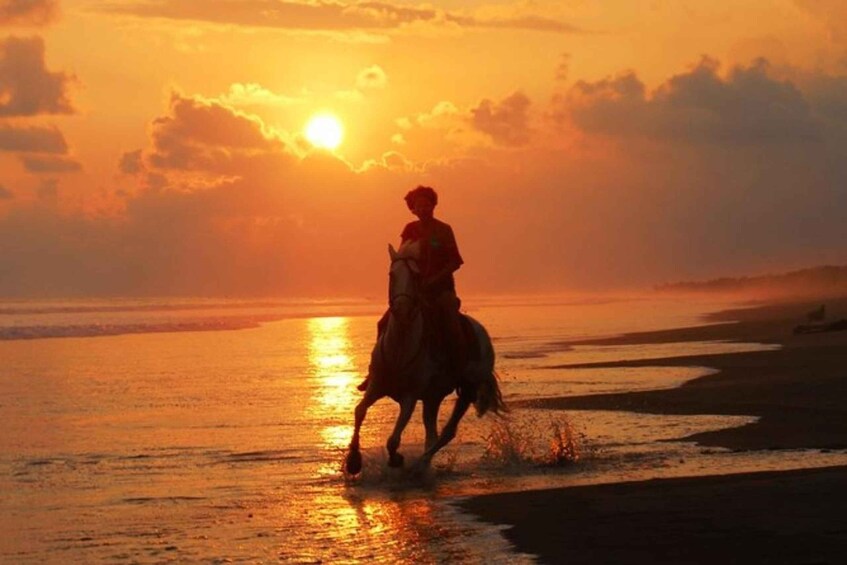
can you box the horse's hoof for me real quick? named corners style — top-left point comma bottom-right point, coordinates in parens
top-left (345, 450), bottom-right (363, 475)
top-left (388, 452), bottom-right (405, 468)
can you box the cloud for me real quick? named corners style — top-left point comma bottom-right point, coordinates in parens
top-left (0, 35), bottom-right (74, 117)
top-left (356, 64), bottom-right (387, 90)
top-left (475, 14), bottom-right (581, 34)
top-left (0, 0), bottom-right (57, 26)
top-left (0, 184), bottom-right (12, 199)
top-left (556, 53), bottom-right (570, 82)
top-left (416, 100), bottom-right (459, 125)
top-left (119, 149), bottom-right (143, 174)
top-left (218, 82), bottom-right (303, 108)
top-left (470, 91), bottom-right (531, 146)
top-left (390, 100), bottom-right (468, 154)
top-left (21, 154), bottom-right (82, 173)
top-left (142, 91), bottom-right (293, 173)
top-left (804, 73), bottom-right (847, 125)
top-left (96, 0), bottom-right (581, 35)
top-left (0, 124), bottom-right (67, 152)
top-left (562, 57), bottom-right (819, 144)
top-left (360, 149), bottom-right (414, 172)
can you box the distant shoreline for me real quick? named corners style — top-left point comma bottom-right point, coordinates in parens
top-left (519, 296), bottom-right (847, 451)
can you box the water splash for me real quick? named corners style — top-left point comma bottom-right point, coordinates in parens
top-left (546, 417), bottom-right (583, 466)
top-left (482, 414), bottom-right (588, 469)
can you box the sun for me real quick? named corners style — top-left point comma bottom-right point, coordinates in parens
top-left (305, 113), bottom-right (344, 150)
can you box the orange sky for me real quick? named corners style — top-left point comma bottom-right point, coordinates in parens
top-left (1, 0), bottom-right (847, 297)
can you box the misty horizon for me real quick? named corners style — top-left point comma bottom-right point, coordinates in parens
top-left (2, 1), bottom-right (847, 297)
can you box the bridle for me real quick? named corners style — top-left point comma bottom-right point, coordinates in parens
top-left (388, 256), bottom-right (420, 313)
top-left (382, 255), bottom-right (424, 375)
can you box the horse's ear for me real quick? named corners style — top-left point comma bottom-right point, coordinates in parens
top-left (388, 243), bottom-right (398, 260)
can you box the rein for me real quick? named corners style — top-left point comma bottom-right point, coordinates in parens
top-left (388, 256), bottom-right (420, 309)
top-left (382, 256), bottom-right (425, 376)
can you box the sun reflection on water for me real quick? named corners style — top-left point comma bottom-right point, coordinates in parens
top-left (307, 317), bottom-right (358, 450)
top-left (301, 317), bottom-right (490, 562)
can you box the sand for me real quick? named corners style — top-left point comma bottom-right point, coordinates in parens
top-left (461, 465), bottom-right (847, 564)
top-left (461, 296), bottom-right (847, 563)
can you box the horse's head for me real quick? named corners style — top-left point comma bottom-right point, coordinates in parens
top-left (388, 241), bottom-right (420, 324)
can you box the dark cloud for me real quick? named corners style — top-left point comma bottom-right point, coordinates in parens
top-left (356, 64), bottom-right (386, 90)
top-left (563, 57), bottom-right (819, 144)
top-left (0, 0), bottom-right (57, 26)
top-left (0, 124), bottom-right (67, 152)
top-left (477, 14), bottom-right (581, 34)
top-left (0, 183), bottom-right (12, 199)
top-left (145, 92), bottom-right (290, 172)
top-left (21, 154), bottom-right (82, 173)
top-left (0, 35), bottom-right (74, 117)
top-left (556, 53), bottom-right (570, 82)
top-left (805, 74), bottom-right (847, 125)
top-left (470, 91), bottom-right (531, 146)
top-left (97, 0), bottom-right (581, 35)
top-left (119, 149), bottom-right (143, 174)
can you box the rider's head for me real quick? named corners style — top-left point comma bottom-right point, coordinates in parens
top-left (405, 186), bottom-right (437, 220)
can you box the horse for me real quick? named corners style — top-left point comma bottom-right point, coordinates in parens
top-left (345, 242), bottom-right (506, 476)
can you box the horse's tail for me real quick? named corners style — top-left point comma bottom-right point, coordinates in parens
top-left (468, 316), bottom-right (508, 417)
top-left (474, 369), bottom-right (508, 417)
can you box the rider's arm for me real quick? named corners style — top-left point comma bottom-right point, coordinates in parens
top-left (422, 226), bottom-right (463, 287)
top-left (423, 259), bottom-right (462, 287)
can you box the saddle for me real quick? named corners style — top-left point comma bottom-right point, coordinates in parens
top-left (357, 308), bottom-right (481, 393)
top-left (422, 308), bottom-right (481, 369)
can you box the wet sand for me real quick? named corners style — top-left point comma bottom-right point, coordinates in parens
top-left (461, 465), bottom-right (847, 564)
top-left (462, 297), bottom-right (847, 563)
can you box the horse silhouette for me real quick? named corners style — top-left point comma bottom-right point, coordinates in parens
top-left (345, 242), bottom-right (506, 475)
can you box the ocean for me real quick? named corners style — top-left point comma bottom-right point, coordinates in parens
top-left (3, 295), bottom-right (846, 563)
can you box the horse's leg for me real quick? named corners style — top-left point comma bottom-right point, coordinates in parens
top-left (386, 396), bottom-right (416, 468)
top-left (416, 394), bottom-right (471, 469)
top-left (422, 398), bottom-right (440, 452)
top-left (345, 389), bottom-right (378, 475)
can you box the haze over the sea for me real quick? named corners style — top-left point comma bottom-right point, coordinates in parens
top-left (2, 0), bottom-right (847, 298)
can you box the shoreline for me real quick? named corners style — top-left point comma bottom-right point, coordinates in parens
top-left (463, 296), bottom-right (847, 563)
top-left (521, 296), bottom-right (847, 451)
top-left (460, 465), bottom-right (847, 564)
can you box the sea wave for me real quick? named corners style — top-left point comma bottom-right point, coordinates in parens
top-left (0, 319), bottom-right (260, 340)
top-left (0, 298), bottom-right (389, 340)
top-left (0, 297), bottom-right (378, 316)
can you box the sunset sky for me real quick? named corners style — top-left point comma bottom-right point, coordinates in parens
top-left (2, 0), bottom-right (847, 297)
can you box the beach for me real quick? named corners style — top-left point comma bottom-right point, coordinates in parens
top-left (4, 295), bottom-right (847, 562)
top-left (462, 297), bottom-right (847, 563)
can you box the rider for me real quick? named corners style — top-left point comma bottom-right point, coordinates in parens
top-left (357, 185), bottom-right (465, 391)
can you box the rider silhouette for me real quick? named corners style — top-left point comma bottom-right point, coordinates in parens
top-left (357, 185), bottom-right (465, 391)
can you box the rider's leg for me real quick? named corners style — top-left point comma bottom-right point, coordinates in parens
top-left (357, 309), bottom-right (390, 391)
top-left (436, 290), bottom-right (465, 374)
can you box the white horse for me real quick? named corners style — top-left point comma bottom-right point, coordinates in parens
top-left (345, 242), bottom-right (506, 475)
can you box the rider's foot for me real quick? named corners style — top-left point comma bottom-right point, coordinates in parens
top-left (356, 377), bottom-right (370, 391)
